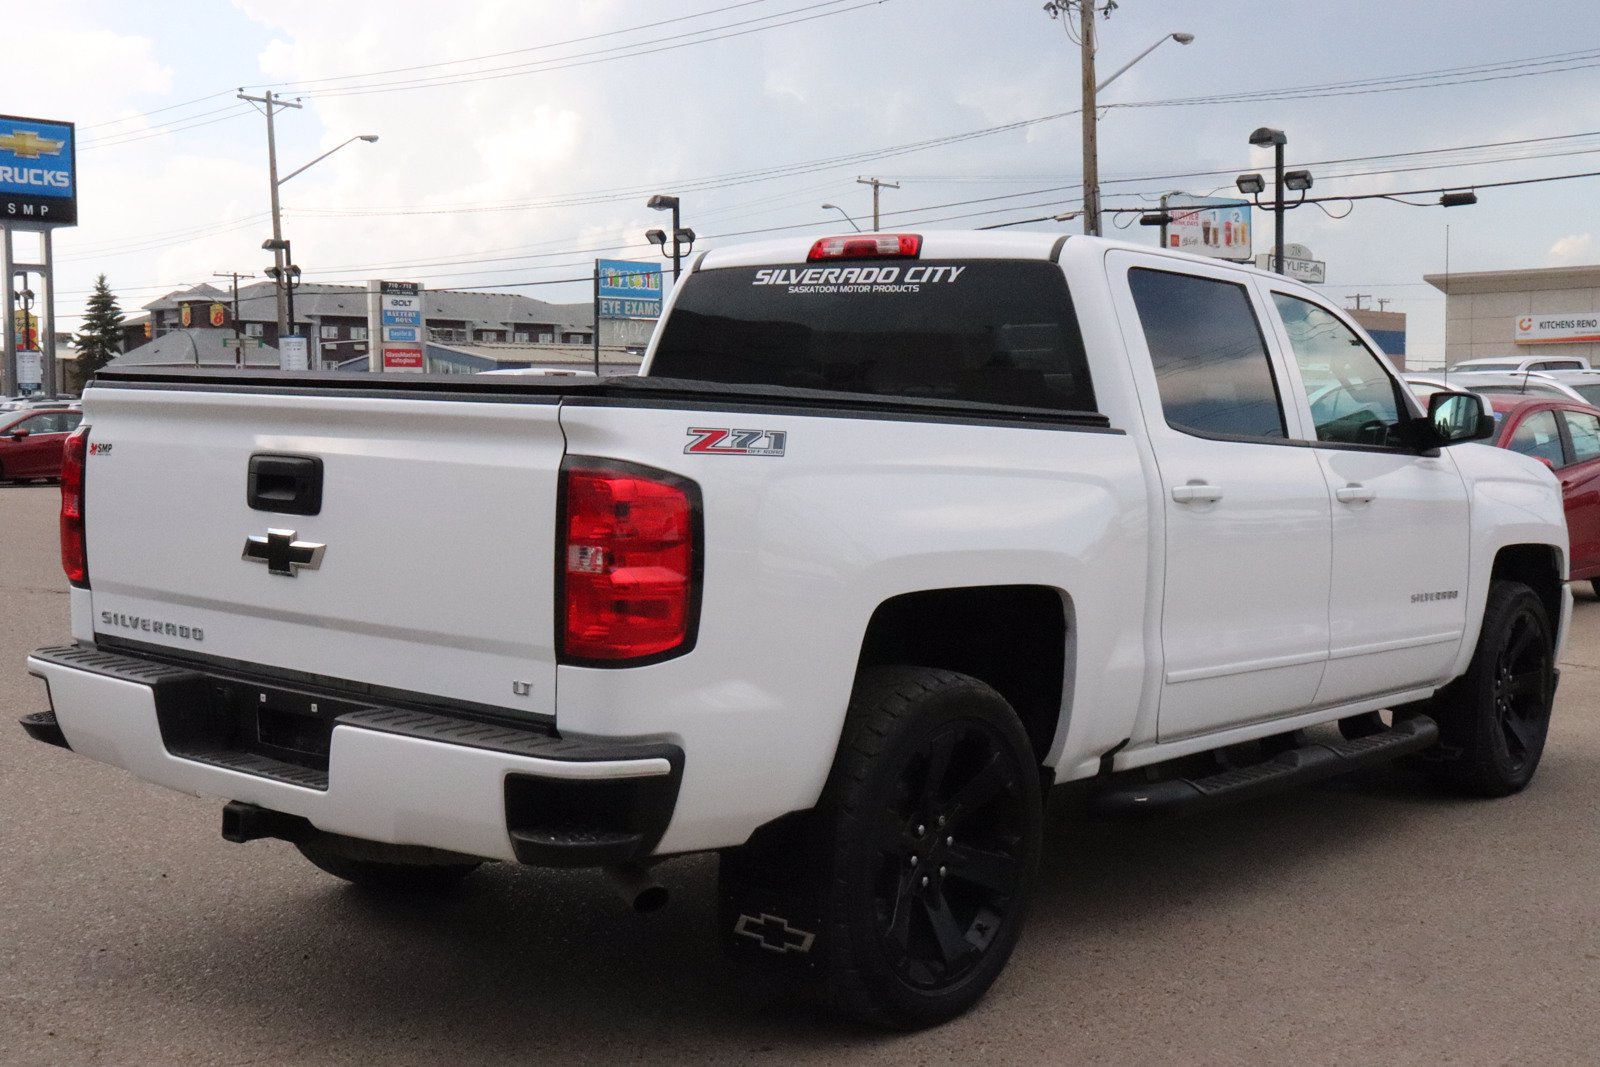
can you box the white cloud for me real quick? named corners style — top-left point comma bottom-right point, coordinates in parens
top-left (1549, 233), bottom-right (1593, 260)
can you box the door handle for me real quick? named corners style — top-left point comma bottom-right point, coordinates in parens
top-left (1171, 483), bottom-right (1223, 503)
top-left (1336, 484), bottom-right (1377, 504)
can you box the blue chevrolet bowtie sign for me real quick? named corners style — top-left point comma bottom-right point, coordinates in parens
top-left (0, 115), bottom-right (76, 227)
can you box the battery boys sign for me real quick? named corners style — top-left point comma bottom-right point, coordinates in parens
top-left (0, 115), bottom-right (76, 226)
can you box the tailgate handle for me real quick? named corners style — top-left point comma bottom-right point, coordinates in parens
top-left (247, 453), bottom-right (323, 516)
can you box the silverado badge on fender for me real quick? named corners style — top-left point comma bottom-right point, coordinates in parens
top-left (242, 529), bottom-right (326, 577)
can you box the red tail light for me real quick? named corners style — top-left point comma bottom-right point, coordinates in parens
top-left (807, 233), bottom-right (921, 261)
top-left (60, 425), bottom-right (89, 588)
top-left (560, 460), bottom-right (699, 663)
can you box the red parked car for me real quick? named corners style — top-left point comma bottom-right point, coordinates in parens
top-left (1489, 394), bottom-right (1600, 592)
top-left (0, 407), bottom-right (83, 484)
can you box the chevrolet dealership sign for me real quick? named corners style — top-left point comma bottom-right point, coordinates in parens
top-left (1516, 313), bottom-right (1600, 345)
top-left (0, 115), bottom-right (76, 226)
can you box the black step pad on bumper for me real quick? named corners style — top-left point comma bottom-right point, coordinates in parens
top-left (1090, 715), bottom-right (1439, 817)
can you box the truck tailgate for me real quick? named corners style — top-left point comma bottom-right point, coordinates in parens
top-left (79, 385), bottom-right (564, 718)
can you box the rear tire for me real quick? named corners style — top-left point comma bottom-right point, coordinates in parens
top-left (816, 667), bottom-right (1042, 1029)
top-left (296, 835), bottom-right (482, 892)
top-left (1426, 580), bottom-right (1555, 797)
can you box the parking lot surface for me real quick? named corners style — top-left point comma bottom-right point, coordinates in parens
top-left (4, 482), bottom-right (1599, 1065)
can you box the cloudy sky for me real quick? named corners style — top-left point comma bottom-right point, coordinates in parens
top-left (8, 0), bottom-right (1600, 366)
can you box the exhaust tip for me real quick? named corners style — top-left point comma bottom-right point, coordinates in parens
top-left (633, 883), bottom-right (669, 914)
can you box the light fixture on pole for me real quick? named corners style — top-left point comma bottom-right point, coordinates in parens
top-left (238, 85), bottom-right (375, 336)
top-left (261, 238), bottom-right (302, 338)
top-left (1440, 190), bottom-right (1478, 207)
top-left (1242, 126), bottom-right (1293, 274)
top-left (646, 194), bottom-right (687, 279)
top-left (821, 203), bottom-right (862, 231)
top-left (1045, 5), bottom-right (1194, 238)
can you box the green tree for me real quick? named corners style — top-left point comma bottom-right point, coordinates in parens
top-left (74, 273), bottom-right (125, 378)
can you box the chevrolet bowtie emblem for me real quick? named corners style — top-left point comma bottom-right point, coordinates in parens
top-left (0, 130), bottom-right (65, 160)
top-left (242, 529), bottom-right (326, 577)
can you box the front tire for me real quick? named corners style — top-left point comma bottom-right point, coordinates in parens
top-left (1427, 580), bottom-right (1555, 797)
top-left (818, 667), bottom-right (1042, 1029)
top-left (296, 835), bottom-right (482, 892)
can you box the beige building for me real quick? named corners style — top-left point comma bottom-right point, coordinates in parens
top-left (1424, 264), bottom-right (1600, 367)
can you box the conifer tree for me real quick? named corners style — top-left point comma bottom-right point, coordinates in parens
top-left (74, 273), bottom-right (124, 378)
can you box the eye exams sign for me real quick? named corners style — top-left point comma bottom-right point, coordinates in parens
top-left (753, 264), bottom-right (966, 295)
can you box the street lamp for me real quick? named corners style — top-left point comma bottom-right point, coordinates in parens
top-left (261, 238), bottom-right (303, 338)
top-left (238, 84), bottom-right (377, 336)
top-left (646, 194), bottom-right (690, 280)
top-left (821, 203), bottom-right (862, 231)
top-left (1046, 6), bottom-right (1194, 237)
top-left (1239, 126), bottom-right (1303, 274)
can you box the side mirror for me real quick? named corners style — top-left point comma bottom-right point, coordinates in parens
top-left (9, 427), bottom-right (28, 440)
top-left (1425, 391), bottom-right (1495, 446)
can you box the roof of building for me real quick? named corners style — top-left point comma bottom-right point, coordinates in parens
top-left (1424, 263), bottom-right (1600, 295)
top-left (109, 329), bottom-right (280, 368)
top-left (142, 281), bottom-right (596, 330)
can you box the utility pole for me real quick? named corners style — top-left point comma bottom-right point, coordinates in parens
top-left (1079, 1), bottom-right (1100, 236)
top-left (236, 88), bottom-right (302, 338)
top-left (213, 271), bottom-right (254, 368)
top-left (856, 177), bottom-right (899, 230)
top-left (1345, 294), bottom-right (1371, 311)
top-left (1377, 298), bottom-right (1392, 312)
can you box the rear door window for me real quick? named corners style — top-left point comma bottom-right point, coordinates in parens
top-left (1127, 268), bottom-right (1285, 439)
top-left (649, 259), bottom-right (1094, 412)
top-left (1564, 409), bottom-right (1600, 463)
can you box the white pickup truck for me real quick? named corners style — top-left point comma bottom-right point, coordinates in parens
top-left (22, 232), bottom-right (1569, 1028)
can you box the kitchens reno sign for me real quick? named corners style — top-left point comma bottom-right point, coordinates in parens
top-left (1515, 313), bottom-right (1600, 345)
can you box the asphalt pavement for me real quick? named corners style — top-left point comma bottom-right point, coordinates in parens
top-left (3, 481), bottom-right (1599, 1065)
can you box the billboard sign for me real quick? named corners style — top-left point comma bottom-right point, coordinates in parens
top-left (597, 259), bottom-right (663, 319)
top-left (1515, 312), bottom-right (1600, 345)
top-left (0, 115), bottom-right (76, 227)
top-left (368, 280), bottom-right (427, 372)
top-left (1163, 195), bottom-right (1251, 262)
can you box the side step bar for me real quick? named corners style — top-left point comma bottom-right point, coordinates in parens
top-left (1090, 715), bottom-right (1439, 818)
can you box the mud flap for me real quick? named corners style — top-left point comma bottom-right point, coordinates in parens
top-left (718, 810), bottom-right (831, 974)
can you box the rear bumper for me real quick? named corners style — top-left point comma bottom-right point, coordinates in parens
top-left (24, 644), bottom-right (682, 867)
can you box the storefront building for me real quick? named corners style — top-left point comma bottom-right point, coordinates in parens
top-left (1425, 264), bottom-right (1600, 367)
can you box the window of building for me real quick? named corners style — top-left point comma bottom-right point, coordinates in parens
top-left (1128, 268), bottom-right (1284, 439)
top-left (513, 332), bottom-right (530, 342)
top-left (244, 322), bottom-right (264, 337)
top-left (320, 325), bottom-right (340, 340)
top-left (351, 326), bottom-right (368, 341)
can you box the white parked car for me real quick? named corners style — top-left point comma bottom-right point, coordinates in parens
top-left (1451, 355), bottom-right (1591, 374)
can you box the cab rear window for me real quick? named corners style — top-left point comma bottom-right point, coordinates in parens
top-left (649, 260), bottom-right (1095, 412)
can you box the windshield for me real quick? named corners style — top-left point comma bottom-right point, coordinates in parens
top-left (650, 259), bottom-right (1095, 412)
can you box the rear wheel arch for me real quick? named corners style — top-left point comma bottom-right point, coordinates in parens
top-left (855, 585), bottom-right (1070, 768)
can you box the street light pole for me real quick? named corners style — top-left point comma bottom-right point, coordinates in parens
top-left (820, 203), bottom-right (862, 231)
top-left (236, 90), bottom-right (302, 338)
top-left (647, 194), bottom-right (685, 280)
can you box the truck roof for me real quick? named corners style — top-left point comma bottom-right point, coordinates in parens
top-left (691, 230), bottom-right (1293, 276)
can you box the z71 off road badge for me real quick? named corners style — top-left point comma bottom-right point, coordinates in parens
top-left (684, 427), bottom-right (787, 457)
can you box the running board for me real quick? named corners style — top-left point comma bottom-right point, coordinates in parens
top-left (1090, 715), bottom-right (1439, 818)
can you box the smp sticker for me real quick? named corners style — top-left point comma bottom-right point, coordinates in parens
top-left (89, 442), bottom-right (112, 455)
top-left (685, 427), bottom-right (787, 457)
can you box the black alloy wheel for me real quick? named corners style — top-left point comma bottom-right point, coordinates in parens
top-left (819, 667), bottom-right (1041, 1028)
top-left (1488, 605), bottom-right (1551, 776)
top-left (1429, 580), bottom-right (1555, 796)
top-left (872, 719), bottom-right (1030, 992)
